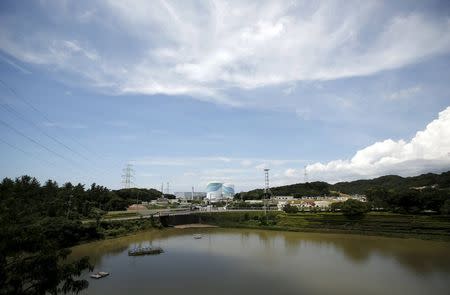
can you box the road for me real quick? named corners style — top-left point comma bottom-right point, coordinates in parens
top-left (86, 208), bottom-right (278, 223)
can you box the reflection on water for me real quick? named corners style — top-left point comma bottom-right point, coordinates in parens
top-left (71, 228), bottom-right (450, 295)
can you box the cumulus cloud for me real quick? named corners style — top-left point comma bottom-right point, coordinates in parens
top-left (0, 1), bottom-right (449, 104)
top-left (306, 106), bottom-right (450, 183)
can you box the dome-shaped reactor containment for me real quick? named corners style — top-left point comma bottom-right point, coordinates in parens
top-left (222, 183), bottom-right (235, 198)
top-left (206, 182), bottom-right (234, 202)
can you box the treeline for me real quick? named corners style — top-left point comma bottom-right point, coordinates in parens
top-left (366, 187), bottom-right (450, 214)
top-left (0, 176), bottom-right (165, 219)
top-left (242, 171), bottom-right (450, 197)
top-left (0, 175), bottom-right (163, 294)
top-left (236, 181), bottom-right (331, 200)
top-left (332, 171), bottom-right (450, 194)
top-left (238, 171), bottom-right (450, 214)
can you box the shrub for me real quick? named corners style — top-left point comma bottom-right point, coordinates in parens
top-left (341, 199), bottom-right (369, 219)
top-left (283, 204), bottom-right (299, 214)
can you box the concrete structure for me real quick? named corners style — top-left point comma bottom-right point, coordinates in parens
top-left (174, 191), bottom-right (206, 200)
top-left (206, 182), bottom-right (235, 202)
top-left (222, 183), bottom-right (235, 198)
top-left (245, 200), bottom-right (263, 204)
top-left (274, 196), bottom-right (294, 201)
top-left (314, 200), bottom-right (331, 209)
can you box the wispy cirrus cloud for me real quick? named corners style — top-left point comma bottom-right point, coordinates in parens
top-left (385, 86), bottom-right (422, 101)
top-left (0, 1), bottom-right (449, 106)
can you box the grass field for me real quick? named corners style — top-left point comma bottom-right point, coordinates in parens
top-left (194, 212), bottom-right (450, 241)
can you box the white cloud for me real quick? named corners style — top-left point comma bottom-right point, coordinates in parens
top-left (0, 54), bottom-right (31, 74)
top-left (132, 156), bottom-right (304, 167)
top-left (306, 106), bottom-right (450, 183)
top-left (254, 163), bottom-right (268, 170)
top-left (284, 168), bottom-right (298, 177)
top-left (385, 86), bottom-right (422, 101)
top-left (1, 1), bottom-right (449, 105)
top-left (240, 159), bottom-right (253, 167)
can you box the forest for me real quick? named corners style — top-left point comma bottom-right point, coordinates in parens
top-left (0, 176), bottom-right (163, 294)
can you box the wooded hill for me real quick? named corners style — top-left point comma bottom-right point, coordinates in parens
top-left (239, 171), bottom-right (450, 198)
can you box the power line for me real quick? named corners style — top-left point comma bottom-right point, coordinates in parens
top-left (0, 78), bottom-right (120, 167)
top-left (0, 118), bottom-right (73, 163)
top-left (0, 81), bottom-right (125, 179)
top-left (0, 103), bottom-right (91, 162)
top-left (0, 79), bottom-right (126, 184)
top-left (0, 137), bottom-right (56, 166)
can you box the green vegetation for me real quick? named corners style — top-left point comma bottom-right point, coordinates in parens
top-left (339, 199), bottom-right (370, 218)
top-left (0, 176), bottom-right (163, 294)
top-left (98, 218), bottom-right (162, 238)
top-left (195, 211), bottom-right (450, 241)
top-left (282, 203), bottom-right (299, 214)
top-left (236, 181), bottom-right (330, 199)
top-left (114, 187), bottom-right (163, 204)
top-left (0, 176), bottom-right (98, 294)
top-left (240, 171), bottom-right (450, 214)
top-left (103, 211), bottom-right (140, 220)
top-left (333, 172), bottom-right (450, 194)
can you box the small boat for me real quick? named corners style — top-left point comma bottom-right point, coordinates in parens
top-left (128, 246), bottom-right (164, 256)
top-left (193, 234), bottom-right (202, 239)
top-left (90, 271), bottom-right (109, 279)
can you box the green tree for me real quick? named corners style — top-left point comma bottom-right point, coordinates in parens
top-left (440, 199), bottom-right (450, 215)
top-left (283, 204), bottom-right (299, 214)
top-left (340, 199), bottom-right (369, 219)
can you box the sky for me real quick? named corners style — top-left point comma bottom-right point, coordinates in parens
top-left (0, 0), bottom-right (450, 192)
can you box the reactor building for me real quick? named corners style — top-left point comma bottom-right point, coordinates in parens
top-left (206, 182), bottom-right (235, 202)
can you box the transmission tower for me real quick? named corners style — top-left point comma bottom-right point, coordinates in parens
top-left (264, 169), bottom-right (270, 195)
top-left (263, 169), bottom-right (271, 216)
top-left (121, 164), bottom-right (134, 189)
top-left (166, 182), bottom-right (170, 195)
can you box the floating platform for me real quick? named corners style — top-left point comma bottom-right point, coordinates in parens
top-left (128, 246), bottom-right (164, 256)
top-left (90, 271), bottom-right (109, 279)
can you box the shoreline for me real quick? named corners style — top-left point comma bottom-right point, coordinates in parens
top-left (173, 223), bottom-right (218, 229)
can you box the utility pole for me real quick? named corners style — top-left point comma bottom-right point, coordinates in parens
top-left (264, 169), bottom-right (270, 217)
top-left (161, 183), bottom-right (164, 197)
top-left (121, 164), bottom-right (134, 189)
top-left (166, 182), bottom-right (170, 195)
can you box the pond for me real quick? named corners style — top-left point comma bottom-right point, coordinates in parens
top-left (70, 228), bottom-right (450, 295)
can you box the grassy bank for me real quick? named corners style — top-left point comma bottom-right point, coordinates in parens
top-left (193, 211), bottom-right (450, 241)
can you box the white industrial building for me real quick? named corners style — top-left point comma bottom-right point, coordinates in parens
top-left (206, 182), bottom-right (235, 202)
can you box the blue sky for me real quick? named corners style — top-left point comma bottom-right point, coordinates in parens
top-left (0, 0), bottom-right (449, 192)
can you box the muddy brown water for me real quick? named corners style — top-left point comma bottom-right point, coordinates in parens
top-left (70, 228), bottom-right (450, 295)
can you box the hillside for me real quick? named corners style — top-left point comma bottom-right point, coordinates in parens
top-left (332, 171), bottom-right (450, 194)
top-left (240, 171), bottom-right (450, 198)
